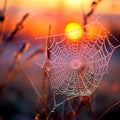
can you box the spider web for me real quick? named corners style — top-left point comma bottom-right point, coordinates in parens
top-left (43, 20), bottom-right (120, 97)
top-left (9, 19), bottom-right (120, 120)
top-left (12, 20), bottom-right (120, 98)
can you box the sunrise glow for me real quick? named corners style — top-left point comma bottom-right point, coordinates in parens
top-left (2, 0), bottom-right (120, 37)
top-left (65, 0), bottom-right (81, 6)
top-left (65, 22), bottom-right (83, 41)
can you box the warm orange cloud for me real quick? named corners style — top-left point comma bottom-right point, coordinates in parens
top-left (97, 0), bottom-right (120, 14)
top-left (1, 0), bottom-right (120, 38)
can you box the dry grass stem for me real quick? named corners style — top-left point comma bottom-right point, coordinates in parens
top-left (0, 0), bottom-right (8, 44)
top-left (14, 42), bottom-right (30, 61)
top-left (6, 13), bottom-right (29, 42)
top-left (1, 48), bottom-right (44, 91)
top-left (83, 0), bottom-right (102, 32)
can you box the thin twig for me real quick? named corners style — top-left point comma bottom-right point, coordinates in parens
top-left (87, 99), bottom-right (97, 120)
top-left (0, 0), bottom-right (8, 44)
top-left (14, 42), bottom-right (30, 61)
top-left (97, 100), bottom-right (120, 120)
top-left (23, 70), bottom-right (49, 110)
top-left (87, 0), bottom-right (102, 18)
top-left (2, 48), bottom-right (44, 91)
top-left (6, 13), bottom-right (29, 42)
top-left (83, 0), bottom-right (102, 32)
top-left (81, 1), bottom-right (102, 119)
top-left (2, 0), bottom-right (8, 14)
top-left (42, 25), bottom-right (51, 104)
top-left (63, 100), bottom-right (68, 120)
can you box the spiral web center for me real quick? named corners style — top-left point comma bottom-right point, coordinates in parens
top-left (70, 59), bottom-right (81, 69)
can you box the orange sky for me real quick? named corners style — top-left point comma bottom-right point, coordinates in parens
top-left (1, 0), bottom-right (120, 38)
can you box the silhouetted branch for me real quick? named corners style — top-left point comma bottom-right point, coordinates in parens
top-left (87, 0), bottom-right (102, 18)
top-left (86, 98), bottom-right (97, 120)
top-left (0, 0), bottom-right (7, 23)
top-left (42, 25), bottom-right (52, 105)
top-left (23, 70), bottom-right (49, 111)
top-left (14, 42), bottom-right (30, 61)
top-left (6, 13), bottom-right (29, 42)
top-left (98, 100), bottom-right (120, 120)
top-left (83, 0), bottom-right (102, 32)
top-left (2, 0), bottom-right (8, 14)
top-left (0, 14), bottom-right (4, 23)
top-left (1, 48), bottom-right (44, 92)
top-left (76, 96), bottom-right (96, 120)
top-left (0, 0), bottom-right (8, 44)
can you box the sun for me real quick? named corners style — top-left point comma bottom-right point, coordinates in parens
top-left (65, 22), bottom-right (83, 41)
